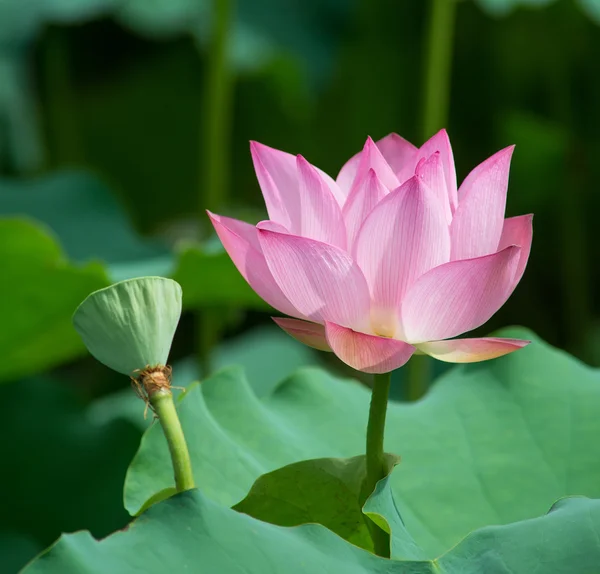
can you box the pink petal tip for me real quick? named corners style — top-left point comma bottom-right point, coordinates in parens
top-left (416, 337), bottom-right (530, 363)
top-left (272, 317), bottom-right (331, 352)
top-left (325, 322), bottom-right (415, 374)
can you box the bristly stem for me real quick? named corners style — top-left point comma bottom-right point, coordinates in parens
top-left (364, 371), bottom-right (392, 557)
top-left (149, 389), bottom-right (195, 492)
top-left (422, 0), bottom-right (457, 140)
top-left (197, 0), bottom-right (235, 374)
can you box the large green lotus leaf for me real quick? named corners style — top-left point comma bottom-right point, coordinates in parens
top-left (171, 324), bottom-right (319, 401)
top-left (372, 479), bottom-right (600, 571)
top-left (0, 218), bottom-right (108, 383)
top-left (73, 277), bottom-right (182, 376)
top-left (25, 490), bottom-right (421, 574)
top-left (365, 466), bottom-right (600, 569)
top-left (0, 375), bottom-right (141, 573)
top-left (125, 328), bottom-right (600, 559)
top-left (211, 324), bottom-right (318, 397)
top-left (0, 171), bottom-right (173, 281)
top-left (233, 454), bottom-right (399, 553)
top-left (23, 488), bottom-right (600, 574)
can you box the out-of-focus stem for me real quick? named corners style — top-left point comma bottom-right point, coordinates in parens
top-left (202, 0), bottom-right (234, 214)
top-left (409, 0), bottom-right (457, 400)
top-left (545, 31), bottom-right (590, 361)
top-left (198, 0), bottom-right (235, 374)
top-left (364, 372), bottom-right (391, 557)
top-left (421, 0), bottom-right (456, 140)
top-left (44, 25), bottom-right (82, 166)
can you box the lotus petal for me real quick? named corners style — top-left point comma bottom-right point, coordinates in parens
top-left (417, 337), bottom-right (530, 363)
top-left (325, 322), bottom-right (415, 374)
top-left (451, 146), bottom-right (514, 260)
top-left (354, 176), bottom-right (450, 318)
top-left (259, 229), bottom-right (371, 329)
top-left (402, 246), bottom-right (521, 343)
top-left (272, 317), bottom-right (331, 352)
top-left (209, 212), bottom-right (300, 318)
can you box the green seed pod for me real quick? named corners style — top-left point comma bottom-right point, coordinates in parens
top-left (73, 276), bottom-right (182, 376)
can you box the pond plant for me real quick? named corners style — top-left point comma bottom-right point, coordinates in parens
top-left (22, 132), bottom-right (600, 573)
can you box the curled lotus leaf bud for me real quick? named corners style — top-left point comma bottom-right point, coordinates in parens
top-left (73, 276), bottom-right (182, 376)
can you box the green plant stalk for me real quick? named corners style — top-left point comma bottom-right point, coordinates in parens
top-left (44, 25), bottom-right (82, 166)
top-left (197, 0), bottom-right (235, 374)
top-left (150, 390), bottom-right (195, 492)
top-left (405, 354), bottom-right (431, 402)
top-left (408, 0), bottom-right (457, 401)
top-left (543, 6), bottom-right (590, 361)
top-left (421, 0), bottom-right (457, 140)
top-left (202, 0), bottom-right (234, 214)
top-left (364, 371), bottom-right (392, 557)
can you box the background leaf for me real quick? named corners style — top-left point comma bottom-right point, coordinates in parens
top-left (125, 328), bottom-right (600, 559)
top-left (0, 375), bottom-right (141, 573)
top-left (0, 171), bottom-right (173, 281)
top-left (474, 0), bottom-right (600, 25)
top-left (0, 219), bottom-right (108, 383)
top-left (172, 244), bottom-right (266, 309)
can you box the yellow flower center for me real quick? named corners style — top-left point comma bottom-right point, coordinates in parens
top-left (370, 309), bottom-right (397, 339)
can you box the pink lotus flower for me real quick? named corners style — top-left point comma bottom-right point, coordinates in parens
top-left (209, 130), bottom-right (532, 374)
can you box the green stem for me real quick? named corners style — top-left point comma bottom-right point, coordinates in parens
top-left (150, 390), bottom-right (195, 492)
top-left (421, 0), bottom-right (457, 139)
top-left (405, 354), bottom-right (431, 401)
top-left (197, 0), bottom-right (235, 373)
top-left (202, 0), bottom-right (234, 214)
top-left (408, 0), bottom-right (457, 401)
top-left (544, 7), bottom-right (590, 360)
top-left (44, 25), bottom-right (82, 166)
top-left (364, 372), bottom-right (392, 557)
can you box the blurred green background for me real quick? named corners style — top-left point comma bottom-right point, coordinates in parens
top-left (1, 0), bottom-right (600, 572)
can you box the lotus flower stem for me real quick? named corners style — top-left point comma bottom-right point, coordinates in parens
top-left (150, 390), bottom-right (195, 492)
top-left (422, 0), bottom-right (456, 139)
top-left (141, 368), bottom-right (195, 493)
top-left (364, 371), bottom-right (392, 557)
